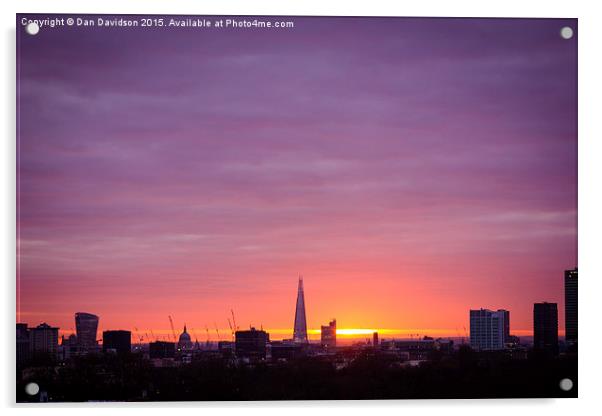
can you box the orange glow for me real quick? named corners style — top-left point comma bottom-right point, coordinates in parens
top-left (16, 20), bottom-right (577, 348)
top-left (23, 273), bottom-right (568, 343)
top-left (310, 328), bottom-right (380, 337)
top-left (55, 326), bottom-right (557, 345)
top-left (335, 328), bottom-right (376, 336)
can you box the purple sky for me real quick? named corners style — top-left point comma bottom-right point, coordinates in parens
top-left (17, 16), bottom-right (577, 338)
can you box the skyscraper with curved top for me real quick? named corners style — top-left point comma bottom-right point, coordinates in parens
top-left (75, 312), bottom-right (99, 350)
top-left (293, 276), bottom-right (308, 344)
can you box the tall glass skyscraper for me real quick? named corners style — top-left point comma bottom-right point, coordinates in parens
top-left (293, 276), bottom-right (308, 344)
top-left (75, 312), bottom-right (99, 349)
top-left (469, 309), bottom-right (510, 351)
top-left (533, 302), bottom-right (558, 355)
top-left (564, 268), bottom-right (578, 344)
top-left (321, 319), bottom-right (336, 349)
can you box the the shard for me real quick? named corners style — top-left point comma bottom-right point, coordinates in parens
top-left (293, 276), bottom-right (309, 343)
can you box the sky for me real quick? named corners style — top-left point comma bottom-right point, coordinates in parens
top-left (17, 16), bottom-right (577, 342)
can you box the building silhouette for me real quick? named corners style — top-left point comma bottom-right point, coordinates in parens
top-left (293, 276), bottom-right (309, 344)
top-left (75, 312), bottom-right (99, 350)
top-left (564, 268), bottom-right (578, 344)
top-left (149, 341), bottom-right (175, 359)
top-left (16, 323), bottom-right (30, 366)
top-left (102, 330), bottom-right (131, 354)
top-left (469, 309), bottom-right (510, 350)
top-left (59, 334), bottom-right (79, 361)
top-left (217, 341), bottom-right (234, 358)
top-left (380, 337), bottom-right (440, 360)
top-left (235, 328), bottom-right (269, 359)
top-left (30, 323), bottom-right (59, 358)
top-left (373, 332), bottom-right (379, 347)
top-left (177, 325), bottom-right (193, 352)
top-left (321, 319), bottom-right (336, 349)
top-left (534, 302), bottom-right (558, 355)
top-left (269, 340), bottom-right (303, 361)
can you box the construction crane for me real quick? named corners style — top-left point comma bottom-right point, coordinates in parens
top-left (134, 327), bottom-right (144, 345)
top-left (149, 329), bottom-right (156, 342)
top-left (227, 318), bottom-right (235, 341)
top-left (214, 322), bottom-right (220, 341)
top-left (231, 309), bottom-right (238, 332)
top-left (168, 315), bottom-right (177, 343)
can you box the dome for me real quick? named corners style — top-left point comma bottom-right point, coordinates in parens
top-left (177, 325), bottom-right (193, 351)
top-left (179, 328), bottom-right (191, 343)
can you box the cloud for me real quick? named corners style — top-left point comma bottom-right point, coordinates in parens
top-left (17, 16), bottom-right (577, 333)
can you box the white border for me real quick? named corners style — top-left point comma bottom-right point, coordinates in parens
top-left (2, 1), bottom-right (601, 415)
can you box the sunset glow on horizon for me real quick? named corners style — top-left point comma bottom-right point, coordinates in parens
top-left (51, 326), bottom-right (556, 344)
top-left (17, 17), bottom-right (577, 341)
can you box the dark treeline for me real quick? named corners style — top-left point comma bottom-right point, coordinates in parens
top-left (17, 347), bottom-right (577, 402)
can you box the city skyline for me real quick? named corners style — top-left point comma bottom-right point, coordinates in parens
top-left (17, 270), bottom-right (575, 344)
top-left (19, 264), bottom-right (576, 363)
top-left (17, 17), bottom-right (577, 340)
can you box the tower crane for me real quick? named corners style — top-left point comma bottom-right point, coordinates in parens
top-left (231, 309), bottom-right (238, 331)
top-left (134, 327), bottom-right (144, 345)
top-left (227, 318), bottom-right (235, 341)
top-left (214, 322), bottom-right (221, 341)
top-left (168, 315), bottom-right (177, 343)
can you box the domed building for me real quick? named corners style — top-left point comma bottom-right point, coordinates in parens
top-left (177, 325), bottom-right (193, 352)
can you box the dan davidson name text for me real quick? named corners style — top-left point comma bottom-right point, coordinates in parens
top-left (72, 17), bottom-right (214, 28)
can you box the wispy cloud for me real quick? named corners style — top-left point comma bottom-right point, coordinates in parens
top-left (17, 16), bottom-right (577, 335)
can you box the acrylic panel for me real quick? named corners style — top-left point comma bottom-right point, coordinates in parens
top-left (16, 14), bottom-right (578, 402)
